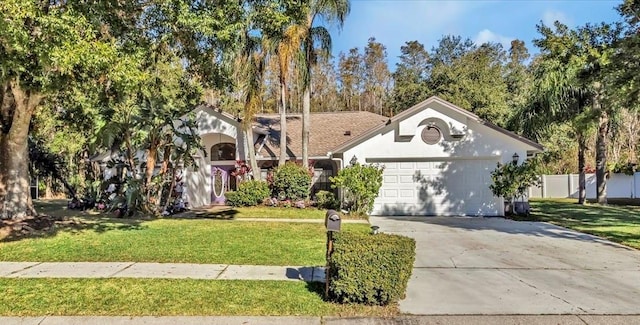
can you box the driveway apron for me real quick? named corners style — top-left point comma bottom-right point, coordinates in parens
top-left (369, 216), bottom-right (640, 315)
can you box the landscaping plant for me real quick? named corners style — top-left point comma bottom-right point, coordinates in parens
top-left (225, 180), bottom-right (271, 207)
top-left (269, 162), bottom-right (312, 201)
top-left (489, 154), bottom-right (550, 213)
top-left (314, 190), bottom-right (339, 210)
top-left (331, 161), bottom-right (384, 214)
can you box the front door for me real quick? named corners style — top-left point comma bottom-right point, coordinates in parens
top-left (211, 166), bottom-right (230, 205)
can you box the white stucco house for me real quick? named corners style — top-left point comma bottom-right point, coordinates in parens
top-left (185, 96), bottom-right (543, 216)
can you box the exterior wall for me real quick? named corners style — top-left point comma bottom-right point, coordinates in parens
top-left (343, 104), bottom-right (532, 167)
top-left (185, 107), bottom-right (244, 208)
top-left (185, 153), bottom-right (212, 208)
top-left (340, 101), bottom-right (539, 217)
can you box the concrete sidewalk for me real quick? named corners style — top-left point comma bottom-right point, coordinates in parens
top-left (3, 315), bottom-right (640, 325)
top-left (0, 262), bottom-right (325, 281)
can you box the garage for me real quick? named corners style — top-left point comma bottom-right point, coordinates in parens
top-left (370, 159), bottom-right (502, 216)
top-left (329, 97), bottom-right (543, 217)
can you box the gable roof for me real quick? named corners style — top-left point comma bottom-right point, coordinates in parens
top-left (255, 111), bottom-right (388, 159)
top-left (331, 96), bottom-right (544, 153)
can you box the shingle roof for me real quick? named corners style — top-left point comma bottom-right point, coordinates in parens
top-left (255, 111), bottom-right (389, 159)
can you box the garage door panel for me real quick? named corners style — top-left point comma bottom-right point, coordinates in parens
top-left (384, 175), bottom-right (398, 184)
top-left (372, 160), bottom-right (500, 216)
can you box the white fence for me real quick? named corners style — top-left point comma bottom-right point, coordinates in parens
top-left (529, 173), bottom-right (640, 199)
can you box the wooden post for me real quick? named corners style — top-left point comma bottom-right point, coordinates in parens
top-left (325, 231), bottom-right (333, 299)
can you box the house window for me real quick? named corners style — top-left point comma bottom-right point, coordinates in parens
top-left (421, 126), bottom-right (442, 145)
top-left (211, 143), bottom-right (236, 161)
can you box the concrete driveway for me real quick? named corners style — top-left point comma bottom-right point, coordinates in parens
top-left (369, 216), bottom-right (640, 315)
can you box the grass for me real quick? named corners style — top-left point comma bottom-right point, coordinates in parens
top-left (0, 215), bottom-right (370, 265)
top-left (529, 198), bottom-right (640, 249)
top-left (33, 199), bottom-right (365, 220)
top-left (186, 205), bottom-right (329, 219)
top-left (0, 278), bottom-right (397, 316)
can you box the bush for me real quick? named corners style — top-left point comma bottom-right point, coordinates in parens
top-left (315, 190), bottom-right (339, 209)
top-left (225, 180), bottom-right (270, 207)
top-left (328, 232), bottom-right (416, 305)
top-left (270, 162), bottom-right (311, 201)
top-left (331, 161), bottom-right (384, 214)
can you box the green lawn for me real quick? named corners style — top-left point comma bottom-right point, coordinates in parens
top-left (529, 198), bottom-right (640, 249)
top-left (33, 199), bottom-right (362, 220)
top-left (0, 201), bottom-right (388, 317)
top-left (0, 217), bottom-right (369, 265)
top-left (186, 205), bottom-right (329, 219)
top-left (0, 278), bottom-right (397, 316)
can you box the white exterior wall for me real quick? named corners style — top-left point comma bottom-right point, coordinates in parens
top-left (340, 102), bottom-right (539, 216)
top-left (343, 107), bottom-right (532, 167)
top-left (185, 107), bottom-right (244, 208)
top-left (186, 153), bottom-right (212, 208)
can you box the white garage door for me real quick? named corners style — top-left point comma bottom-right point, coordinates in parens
top-left (371, 160), bottom-right (501, 216)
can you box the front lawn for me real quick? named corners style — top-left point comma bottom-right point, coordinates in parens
top-left (0, 278), bottom-right (397, 316)
top-left (0, 217), bottom-right (370, 265)
top-left (186, 205), bottom-right (330, 219)
top-left (33, 199), bottom-right (363, 220)
top-left (529, 198), bottom-right (640, 249)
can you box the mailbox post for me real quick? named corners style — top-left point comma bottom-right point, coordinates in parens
top-left (324, 209), bottom-right (341, 298)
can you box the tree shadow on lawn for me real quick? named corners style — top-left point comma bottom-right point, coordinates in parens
top-left (0, 215), bottom-right (147, 243)
top-left (1, 200), bottom-right (148, 243)
top-left (1, 200), bottom-right (241, 243)
top-left (172, 207), bottom-right (239, 220)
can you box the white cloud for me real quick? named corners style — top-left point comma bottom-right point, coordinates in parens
top-left (474, 29), bottom-right (514, 49)
top-left (542, 10), bottom-right (571, 26)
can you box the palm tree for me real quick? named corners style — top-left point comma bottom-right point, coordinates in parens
top-left (299, 0), bottom-right (350, 168)
top-left (516, 56), bottom-right (592, 204)
top-left (235, 32), bottom-right (267, 178)
top-left (275, 25), bottom-right (306, 166)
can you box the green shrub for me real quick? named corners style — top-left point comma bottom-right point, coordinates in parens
top-left (315, 190), bottom-right (339, 209)
top-left (270, 162), bottom-right (311, 201)
top-left (328, 232), bottom-right (416, 305)
top-left (225, 180), bottom-right (270, 207)
top-left (331, 161), bottom-right (384, 214)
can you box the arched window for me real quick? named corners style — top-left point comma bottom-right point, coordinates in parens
top-left (211, 143), bottom-right (236, 161)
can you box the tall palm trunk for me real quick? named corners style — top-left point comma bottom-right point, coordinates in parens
top-left (577, 131), bottom-right (587, 204)
top-left (244, 123), bottom-right (259, 179)
top-left (279, 80), bottom-right (288, 166)
top-left (302, 84), bottom-right (311, 168)
top-left (593, 84), bottom-right (608, 204)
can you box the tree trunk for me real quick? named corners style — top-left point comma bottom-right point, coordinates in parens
top-left (595, 110), bottom-right (609, 204)
top-left (45, 176), bottom-right (54, 199)
top-left (0, 80), bottom-right (42, 219)
top-left (279, 81), bottom-right (288, 166)
top-left (124, 131), bottom-right (137, 178)
top-left (244, 123), bottom-right (259, 180)
top-left (577, 131), bottom-right (587, 205)
top-left (302, 84), bottom-right (311, 169)
top-left (145, 142), bottom-right (158, 201)
top-left (594, 86), bottom-right (608, 205)
top-left (158, 141), bottom-right (172, 210)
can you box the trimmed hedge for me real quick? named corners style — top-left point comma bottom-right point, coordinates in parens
top-left (328, 232), bottom-right (416, 305)
top-left (225, 180), bottom-right (270, 207)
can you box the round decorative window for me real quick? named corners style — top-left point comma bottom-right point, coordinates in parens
top-left (421, 126), bottom-right (442, 145)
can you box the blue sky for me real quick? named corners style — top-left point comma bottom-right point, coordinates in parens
top-left (328, 0), bottom-right (621, 68)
